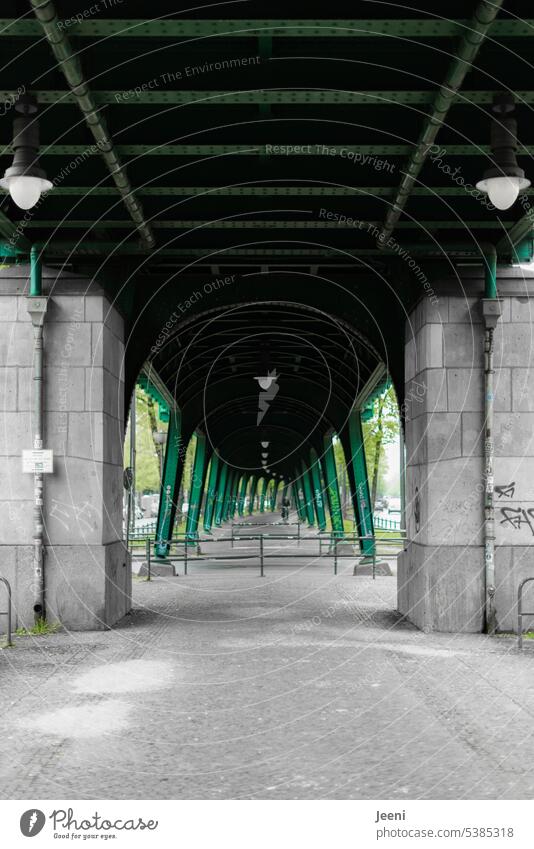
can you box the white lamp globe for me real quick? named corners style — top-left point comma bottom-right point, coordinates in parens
top-left (3, 175), bottom-right (51, 210)
top-left (476, 175), bottom-right (530, 210)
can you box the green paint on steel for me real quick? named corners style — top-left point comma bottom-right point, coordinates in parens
top-left (300, 460), bottom-right (316, 527)
top-left (30, 245), bottom-right (42, 296)
top-left (248, 476), bottom-right (258, 514)
top-left (347, 410), bottom-right (375, 556)
top-left (213, 463), bottom-right (228, 527)
top-left (323, 435), bottom-right (344, 538)
top-left (22, 218), bottom-right (515, 230)
top-left (292, 480), bottom-right (306, 523)
top-left (137, 374), bottom-right (170, 422)
top-left (185, 432), bottom-right (207, 542)
top-left (2, 18), bottom-right (533, 38)
top-left (483, 244), bottom-right (497, 299)
top-left (3, 89), bottom-right (522, 106)
top-left (41, 185), bottom-right (534, 197)
top-left (237, 475), bottom-right (248, 516)
top-left (259, 477), bottom-right (267, 512)
top-left (155, 407), bottom-right (181, 556)
top-left (203, 454), bottom-right (220, 533)
top-left (34, 143), bottom-right (528, 157)
top-left (310, 448), bottom-right (327, 532)
top-left (270, 479), bottom-right (280, 511)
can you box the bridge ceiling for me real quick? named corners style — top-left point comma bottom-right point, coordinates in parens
top-left (0, 0), bottom-right (531, 274)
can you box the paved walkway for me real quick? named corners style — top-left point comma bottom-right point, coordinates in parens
top-left (1, 514), bottom-right (534, 800)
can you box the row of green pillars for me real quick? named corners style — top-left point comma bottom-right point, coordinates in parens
top-left (153, 408), bottom-right (375, 557)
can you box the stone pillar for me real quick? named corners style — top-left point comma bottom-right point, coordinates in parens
top-left (0, 265), bottom-right (129, 631)
top-left (398, 266), bottom-right (534, 632)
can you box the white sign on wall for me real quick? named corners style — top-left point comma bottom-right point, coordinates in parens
top-left (22, 449), bottom-right (54, 474)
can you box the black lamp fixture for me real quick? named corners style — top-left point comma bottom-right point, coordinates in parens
top-left (476, 92), bottom-right (530, 211)
top-left (0, 93), bottom-right (52, 210)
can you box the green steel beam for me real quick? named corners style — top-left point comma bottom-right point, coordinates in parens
top-left (323, 435), bottom-right (344, 538)
top-left (213, 463), bottom-right (228, 527)
top-left (155, 406), bottom-right (181, 556)
top-left (347, 410), bottom-right (375, 557)
top-left (378, 0), bottom-right (504, 245)
top-left (202, 453), bottom-right (220, 533)
top-left (23, 219), bottom-right (514, 230)
top-left (185, 432), bottom-right (207, 542)
top-left (29, 1), bottom-right (155, 249)
top-left (259, 477), bottom-right (268, 512)
top-left (292, 480), bottom-right (306, 523)
top-left (1, 19), bottom-right (533, 38)
top-left (270, 479), bottom-right (280, 511)
top-left (300, 460), bottom-right (316, 527)
top-left (310, 448), bottom-right (327, 532)
top-left (39, 185), bottom-right (534, 197)
top-left (248, 476), bottom-right (258, 514)
top-left (1, 89), bottom-right (525, 106)
top-left (237, 474), bottom-right (248, 516)
top-left (26, 143), bottom-right (522, 157)
top-left (229, 472), bottom-right (240, 519)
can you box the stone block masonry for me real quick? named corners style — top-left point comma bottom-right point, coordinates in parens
top-left (399, 266), bottom-right (534, 632)
top-left (0, 265), bottom-right (130, 631)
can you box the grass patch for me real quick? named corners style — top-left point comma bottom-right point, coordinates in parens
top-left (15, 618), bottom-right (61, 637)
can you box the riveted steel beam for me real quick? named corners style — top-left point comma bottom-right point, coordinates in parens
top-left (29, 0), bottom-right (155, 249)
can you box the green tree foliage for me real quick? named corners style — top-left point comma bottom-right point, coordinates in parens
top-left (124, 386), bottom-right (168, 494)
top-left (362, 385), bottom-right (399, 501)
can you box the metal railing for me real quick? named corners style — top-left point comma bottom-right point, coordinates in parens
top-left (140, 532), bottom-right (405, 579)
top-left (231, 521), bottom-right (301, 546)
top-left (517, 577), bottom-right (534, 650)
top-left (0, 575), bottom-right (13, 647)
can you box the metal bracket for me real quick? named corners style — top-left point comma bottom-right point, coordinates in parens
top-left (481, 297), bottom-right (503, 329)
top-left (26, 295), bottom-right (48, 327)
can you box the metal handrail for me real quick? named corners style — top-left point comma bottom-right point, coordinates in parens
top-left (0, 576), bottom-right (13, 647)
top-left (139, 532), bottom-right (404, 579)
top-left (517, 577), bottom-right (534, 650)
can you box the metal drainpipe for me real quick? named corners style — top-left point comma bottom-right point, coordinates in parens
top-left (481, 245), bottom-right (502, 635)
top-left (27, 245), bottom-right (47, 622)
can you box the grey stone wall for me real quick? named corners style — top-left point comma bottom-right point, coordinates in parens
top-left (399, 267), bottom-right (534, 632)
top-left (0, 265), bottom-right (130, 631)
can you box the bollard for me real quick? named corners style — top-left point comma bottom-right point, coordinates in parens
top-left (146, 538), bottom-right (151, 581)
top-left (0, 576), bottom-right (13, 648)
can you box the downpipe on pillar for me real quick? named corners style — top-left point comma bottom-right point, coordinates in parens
top-left (481, 245), bottom-right (502, 635)
top-left (27, 246), bottom-right (48, 623)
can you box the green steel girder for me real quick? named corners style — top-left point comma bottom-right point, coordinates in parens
top-left (213, 463), bottom-right (228, 527)
top-left (2, 89), bottom-right (527, 106)
top-left (185, 432), bottom-right (207, 541)
top-left (155, 406), bottom-right (182, 556)
top-left (248, 476), bottom-right (258, 515)
top-left (310, 448), bottom-right (327, 532)
top-left (20, 143), bottom-right (521, 157)
top-left (22, 219), bottom-right (515, 231)
top-left (137, 373), bottom-right (170, 422)
top-left (237, 475), bottom-right (248, 516)
top-left (300, 460), bottom-right (316, 527)
top-left (322, 435), bottom-right (344, 538)
top-left (1, 18), bottom-right (533, 38)
top-left (36, 185), bottom-right (534, 197)
top-left (292, 480), bottom-right (306, 523)
top-left (270, 479), bottom-right (280, 512)
top-left (203, 453), bottom-right (220, 533)
top-left (258, 477), bottom-right (268, 512)
top-left (345, 411), bottom-right (375, 557)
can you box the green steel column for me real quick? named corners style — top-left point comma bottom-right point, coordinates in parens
top-left (203, 453), bottom-right (220, 533)
top-left (214, 463), bottom-right (228, 527)
top-left (270, 479), bottom-right (280, 511)
top-left (293, 479), bottom-right (306, 522)
top-left (259, 477), bottom-right (268, 512)
top-left (347, 411), bottom-right (375, 556)
top-left (237, 475), bottom-right (248, 516)
top-left (323, 435), bottom-right (345, 538)
top-left (300, 460), bottom-right (316, 527)
top-left (155, 408), bottom-right (182, 557)
top-left (310, 448), bottom-right (327, 532)
top-left (230, 472), bottom-right (240, 518)
top-left (248, 476), bottom-right (258, 514)
top-left (185, 433), bottom-right (207, 543)
top-left (223, 471), bottom-right (237, 521)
